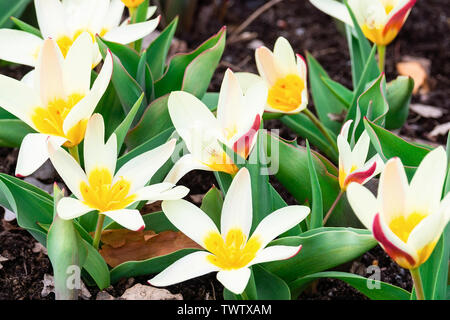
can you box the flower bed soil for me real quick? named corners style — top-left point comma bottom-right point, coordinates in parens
top-left (1, 0), bottom-right (447, 300)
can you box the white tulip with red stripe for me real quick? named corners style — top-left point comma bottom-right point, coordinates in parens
top-left (347, 147), bottom-right (450, 269)
top-left (164, 69), bottom-right (267, 184)
top-left (0, 0), bottom-right (160, 67)
top-left (0, 36), bottom-right (112, 177)
top-left (47, 114), bottom-right (189, 231)
top-left (309, 0), bottom-right (416, 46)
top-left (338, 120), bottom-right (384, 190)
top-left (236, 37), bottom-right (307, 114)
top-left (149, 168), bottom-right (310, 295)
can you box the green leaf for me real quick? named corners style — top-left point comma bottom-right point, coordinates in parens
top-left (200, 186), bottom-right (223, 229)
top-left (321, 77), bottom-right (353, 107)
top-left (94, 82), bottom-right (126, 140)
top-left (133, 0), bottom-right (149, 52)
top-left (290, 271), bottom-right (410, 300)
top-left (363, 118), bottom-right (431, 179)
top-left (47, 186), bottom-right (88, 300)
top-left (146, 17), bottom-right (178, 80)
top-left (154, 27), bottom-right (226, 99)
top-left (306, 141), bottom-right (323, 229)
top-left (97, 37), bottom-right (140, 78)
top-left (0, 173), bottom-right (53, 244)
top-left (0, 0), bottom-right (31, 28)
top-left (214, 171), bottom-right (233, 195)
top-left (385, 76), bottom-right (414, 130)
top-left (0, 119), bottom-right (35, 147)
top-left (113, 93), bottom-right (145, 151)
top-left (262, 227), bottom-right (377, 283)
top-left (82, 238), bottom-right (111, 289)
top-left (11, 16), bottom-right (42, 38)
top-left (306, 52), bottom-right (348, 134)
top-left (253, 265), bottom-right (291, 300)
top-left (201, 92), bottom-right (219, 112)
top-left (136, 51), bottom-right (155, 103)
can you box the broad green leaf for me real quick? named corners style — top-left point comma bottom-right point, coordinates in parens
top-left (385, 76), bottom-right (414, 130)
top-left (97, 37), bottom-right (140, 78)
top-left (253, 265), bottom-right (291, 300)
top-left (136, 51), bottom-right (155, 103)
top-left (146, 17), bottom-right (178, 80)
top-left (306, 141), bottom-right (323, 229)
top-left (113, 93), bottom-right (145, 151)
top-left (201, 92), bottom-right (219, 112)
top-left (11, 16), bottom-right (42, 38)
top-left (307, 52), bottom-right (347, 134)
top-left (0, 173), bottom-right (53, 244)
top-left (262, 227), bottom-right (377, 283)
top-left (214, 171), bottom-right (233, 195)
top-left (132, 0), bottom-right (149, 52)
top-left (200, 186), bottom-right (223, 229)
top-left (82, 238), bottom-right (111, 289)
top-left (290, 271), bottom-right (410, 300)
top-left (0, 119), bottom-right (35, 147)
top-left (154, 27), bottom-right (226, 99)
top-left (363, 118), bottom-right (431, 179)
top-left (0, 0), bottom-right (31, 28)
top-left (321, 76), bottom-right (353, 107)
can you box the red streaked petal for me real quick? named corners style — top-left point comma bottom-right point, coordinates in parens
top-left (233, 114), bottom-right (261, 159)
top-left (372, 213), bottom-right (416, 268)
top-left (383, 0), bottom-right (416, 36)
top-left (343, 161), bottom-right (377, 188)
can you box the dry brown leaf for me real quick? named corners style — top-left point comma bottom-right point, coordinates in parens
top-left (396, 57), bottom-right (430, 94)
top-left (99, 229), bottom-right (202, 267)
top-left (410, 104), bottom-right (444, 118)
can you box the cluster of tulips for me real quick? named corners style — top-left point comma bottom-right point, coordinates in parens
top-left (0, 0), bottom-right (447, 300)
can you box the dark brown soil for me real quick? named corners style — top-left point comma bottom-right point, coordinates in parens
top-left (0, 0), bottom-right (447, 300)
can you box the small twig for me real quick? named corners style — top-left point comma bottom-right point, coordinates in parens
top-left (228, 0), bottom-right (283, 43)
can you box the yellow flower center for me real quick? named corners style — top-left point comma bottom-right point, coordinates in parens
top-left (203, 148), bottom-right (239, 176)
top-left (204, 229), bottom-right (262, 270)
top-left (361, 24), bottom-right (398, 46)
top-left (388, 212), bottom-right (426, 243)
top-left (267, 74), bottom-right (304, 112)
top-left (121, 0), bottom-right (145, 8)
top-left (56, 29), bottom-right (107, 58)
top-left (80, 168), bottom-right (136, 212)
top-left (338, 164), bottom-right (357, 190)
top-left (31, 93), bottom-right (87, 147)
top-left (380, 0), bottom-right (396, 14)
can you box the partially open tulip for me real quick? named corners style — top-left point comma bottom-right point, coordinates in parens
top-left (310, 0), bottom-right (416, 46)
top-left (47, 114), bottom-right (189, 231)
top-left (0, 36), bottom-right (112, 177)
top-left (165, 69), bottom-right (268, 183)
top-left (347, 147), bottom-right (450, 270)
top-left (237, 37), bottom-right (307, 114)
top-left (149, 168), bottom-right (310, 294)
top-left (0, 0), bottom-right (160, 67)
top-left (338, 120), bottom-right (384, 190)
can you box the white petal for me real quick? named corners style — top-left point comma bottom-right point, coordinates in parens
top-left (63, 32), bottom-right (94, 96)
top-left (36, 39), bottom-right (66, 105)
top-left (234, 72), bottom-right (264, 94)
top-left (407, 147), bottom-right (447, 216)
top-left (337, 134), bottom-right (352, 172)
top-left (346, 182), bottom-right (379, 230)
top-left (57, 197), bottom-right (93, 219)
top-left (102, 209), bottom-right (144, 231)
top-left (47, 140), bottom-right (87, 199)
top-left (309, 0), bottom-right (354, 26)
top-left (216, 268), bottom-right (251, 295)
top-left (164, 154), bottom-right (212, 184)
top-left (103, 0), bottom-right (125, 29)
top-left (220, 168), bottom-right (253, 239)
top-left (161, 199), bottom-right (219, 248)
top-left (251, 205), bottom-right (310, 249)
top-left (35, 0), bottom-right (68, 38)
top-left (339, 120), bottom-right (353, 141)
top-left (83, 114), bottom-right (117, 177)
top-left (15, 134), bottom-right (67, 177)
top-left (103, 16), bottom-right (160, 44)
top-left (273, 37), bottom-right (297, 77)
top-left (378, 157), bottom-right (408, 223)
top-left (0, 74), bottom-right (40, 127)
top-left (250, 245), bottom-right (302, 266)
top-left (62, 50), bottom-right (112, 135)
top-left (21, 70), bottom-right (35, 87)
top-left (113, 139), bottom-right (176, 193)
top-left (348, 0), bottom-right (388, 26)
top-left (352, 130), bottom-right (371, 168)
top-left (135, 183), bottom-right (189, 202)
top-left (86, 0), bottom-right (110, 33)
top-left (0, 29), bottom-right (43, 67)
top-left (255, 46), bottom-right (279, 86)
top-left (149, 251), bottom-right (219, 287)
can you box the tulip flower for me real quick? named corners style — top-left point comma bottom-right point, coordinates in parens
top-left (149, 168), bottom-right (310, 295)
top-left (0, 0), bottom-right (160, 67)
top-left (48, 114), bottom-right (189, 247)
top-left (347, 147), bottom-right (450, 299)
top-left (338, 120), bottom-right (383, 191)
top-left (164, 69), bottom-right (268, 184)
top-left (121, 0), bottom-right (145, 9)
top-left (237, 37), bottom-right (308, 114)
top-left (0, 35), bottom-right (112, 177)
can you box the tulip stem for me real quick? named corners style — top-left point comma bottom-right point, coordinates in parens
top-left (303, 109), bottom-right (338, 156)
top-left (68, 145), bottom-right (80, 164)
top-left (410, 268), bottom-right (425, 300)
top-left (323, 190), bottom-right (344, 225)
top-left (92, 214), bottom-right (106, 250)
top-left (377, 45), bottom-right (386, 73)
